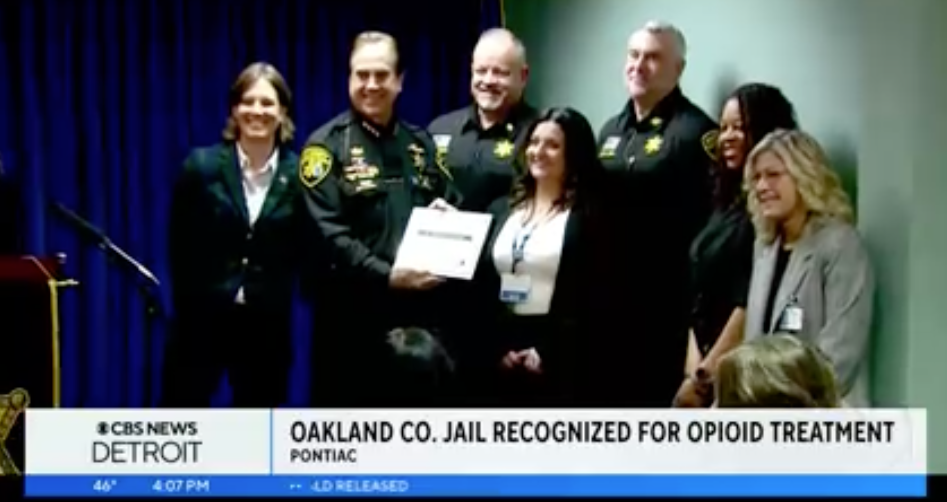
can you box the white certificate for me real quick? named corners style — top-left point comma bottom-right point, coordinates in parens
top-left (393, 207), bottom-right (493, 280)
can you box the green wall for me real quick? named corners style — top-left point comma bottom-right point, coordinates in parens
top-left (507, 0), bottom-right (947, 472)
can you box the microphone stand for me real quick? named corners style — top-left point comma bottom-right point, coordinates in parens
top-left (50, 202), bottom-right (163, 407)
top-left (101, 242), bottom-right (162, 409)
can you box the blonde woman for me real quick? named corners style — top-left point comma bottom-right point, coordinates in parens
top-left (742, 129), bottom-right (874, 407)
top-left (715, 334), bottom-right (841, 408)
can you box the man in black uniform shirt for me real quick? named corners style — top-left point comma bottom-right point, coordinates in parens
top-left (427, 28), bottom-right (538, 212)
top-left (427, 29), bottom-right (538, 405)
top-left (300, 31), bottom-right (459, 407)
top-left (589, 21), bottom-right (719, 407)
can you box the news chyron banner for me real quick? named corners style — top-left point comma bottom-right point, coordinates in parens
top-left (24, 409), bottom-right (926, 497)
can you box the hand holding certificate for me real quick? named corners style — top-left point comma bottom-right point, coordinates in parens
top-left (393, 206), bottom-right (493, 281)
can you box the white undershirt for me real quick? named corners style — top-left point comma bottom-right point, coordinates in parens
top-left (492, 206), bottom-right (570, 315)
top-left (237, 145), bottom-right (279, 226)
top-left (235, 145), bottom-right (279, 304)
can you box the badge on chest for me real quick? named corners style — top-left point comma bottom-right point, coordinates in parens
top-left (500, 273), bottom-right (531, 304)
top-left (343, 161), bottom-right (380, 193)
top-left (499, 213), bottom-right (553, 304)
top-left (494, 139), bottom-right (514, 159)
top-left (776, 297), bottom-right (804, 334)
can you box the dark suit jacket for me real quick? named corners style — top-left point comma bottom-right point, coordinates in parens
top-left (458, 185), bottom-right (693, 407)
top-left (593, 178), bottom-right (694, 407)
top-left (168, 142), bottom-right (305, 320)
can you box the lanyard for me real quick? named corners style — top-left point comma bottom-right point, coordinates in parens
top-left (510, 223), bottom-right (537, 274)
top-left (510, 208), bottom-right (557, 274)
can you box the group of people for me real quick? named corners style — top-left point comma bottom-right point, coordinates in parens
top-left (159, 21), bottom-right (875, 410)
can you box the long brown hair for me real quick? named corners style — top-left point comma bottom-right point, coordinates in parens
top-left (509, 107), bottom-right (605, 212)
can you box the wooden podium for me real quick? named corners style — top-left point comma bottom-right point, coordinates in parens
top-left (0, 255), bottom-right (77, 475)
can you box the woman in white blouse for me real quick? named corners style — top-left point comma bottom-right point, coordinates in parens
top-left (476, 107), bottom-right (610, 406)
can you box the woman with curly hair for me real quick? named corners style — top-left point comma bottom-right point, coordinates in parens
top-left (675, 84), bottom-right (798, 407)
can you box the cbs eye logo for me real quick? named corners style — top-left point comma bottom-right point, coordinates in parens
top-left (97, 421), bottom-right (145, 436)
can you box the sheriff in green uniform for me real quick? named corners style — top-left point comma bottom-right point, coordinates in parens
top-left (584, 21), bottom-right (719, 408)
top-left (300, 31), bottom-right (459, 407)
top-left (427, 28), bottom-right (538, 213)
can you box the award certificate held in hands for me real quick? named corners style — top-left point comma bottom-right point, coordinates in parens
top-left (393, 207), bottom-right (493, 280)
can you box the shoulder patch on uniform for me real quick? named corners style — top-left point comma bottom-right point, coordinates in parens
top-left (299, 145), bottom-right (333, 188)
top-left (701, 129), bottom-right (720, 163)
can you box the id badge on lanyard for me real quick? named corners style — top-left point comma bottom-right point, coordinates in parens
top-left (777, 296), bottom-right (804, 334)
top-left (499, 225), bottom-right (534, 304)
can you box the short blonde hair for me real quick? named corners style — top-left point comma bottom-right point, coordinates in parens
top-left (351, 31), bottom-right (401, 73)
top-left (715, 335), bottom-right (841, 408)
top-left (222, 62), bottom-right (294, 144)
top-left (744, 129), bottom-right (854, 244)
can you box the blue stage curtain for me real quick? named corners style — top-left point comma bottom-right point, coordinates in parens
top-left (0, 0), bottom-right (503, 407)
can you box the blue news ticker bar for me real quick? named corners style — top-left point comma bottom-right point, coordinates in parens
top-left (24, 475), bottom-right (926, 497)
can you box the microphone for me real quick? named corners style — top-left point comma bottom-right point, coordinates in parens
top-left (51, 202), bottom-right (108, 244)
top-left (49, 202), bottom-right (160, 287)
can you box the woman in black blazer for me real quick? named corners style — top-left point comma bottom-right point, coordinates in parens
top-left (161, 62), bottom-right (304, 408)
top-left (469, 107), bottom-right (611, 407)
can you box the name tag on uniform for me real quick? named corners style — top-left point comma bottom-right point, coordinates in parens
top-left (599, 136), bottom-right (622, 158)
top-left (778, 304), bottom-right (804, 333)
top-left (499, 273), bottom-right (531, 304)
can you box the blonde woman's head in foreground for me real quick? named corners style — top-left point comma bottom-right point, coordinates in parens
top-left (715, 335), bottom-right (841, 408)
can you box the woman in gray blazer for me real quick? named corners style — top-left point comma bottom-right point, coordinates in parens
top-left (742, 129), bottom-right (874, 407)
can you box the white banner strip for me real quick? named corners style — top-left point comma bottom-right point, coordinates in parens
top-left (25, 409), bottom-right (926, 475)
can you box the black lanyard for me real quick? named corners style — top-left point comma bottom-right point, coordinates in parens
top-left (510, 223), bottom-right (537, 274)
